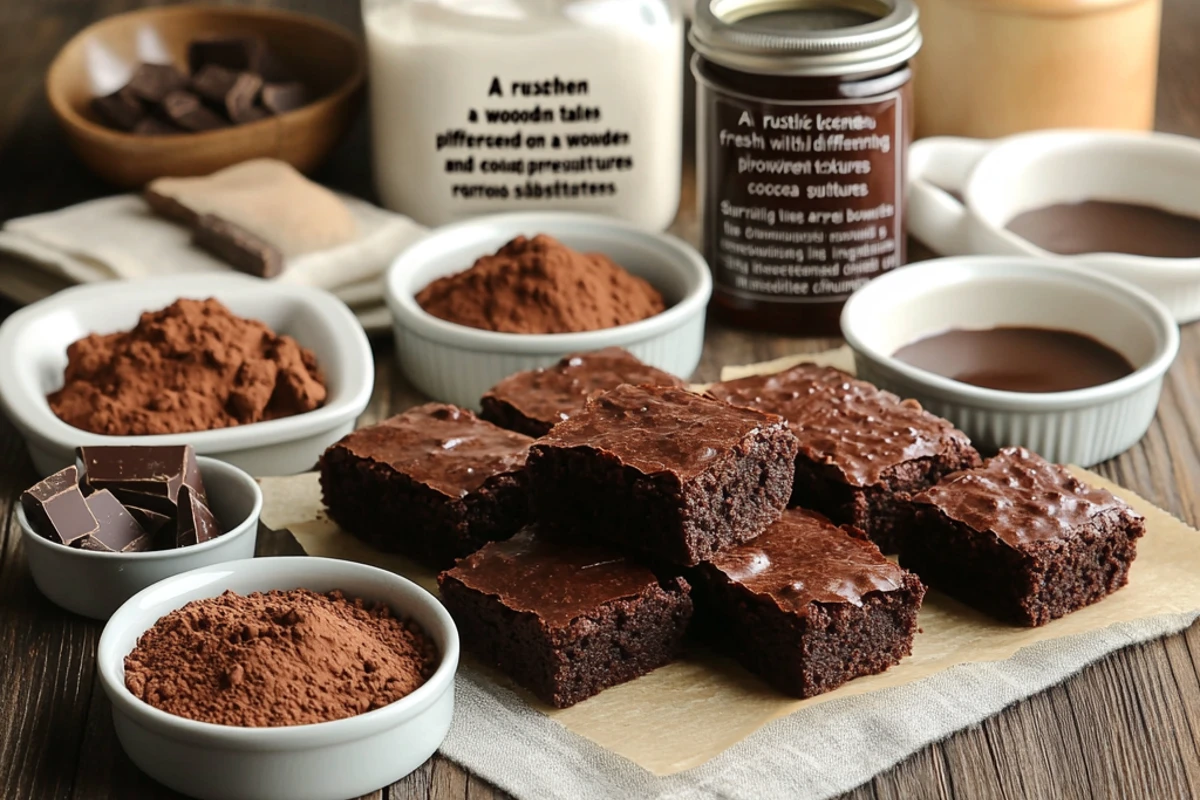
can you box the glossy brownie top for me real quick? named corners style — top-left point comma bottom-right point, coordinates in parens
top-left (439, 528), bottom-right (666, 627)
top-left (330, 403), bottom-right (532, 499)
top-left (915, 446), bottom-right (1144, 546)
top-left (708, 364), bottom-right (977, 487)
top-left (704, 508), bottom-right (912, 613)
top-left (535, 383), bottom-right (795, 480)
top-left (482, 347), bottom-right (684, 428)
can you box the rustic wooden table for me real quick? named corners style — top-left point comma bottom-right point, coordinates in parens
top-left (3, 1), bottom-right (1200, 798)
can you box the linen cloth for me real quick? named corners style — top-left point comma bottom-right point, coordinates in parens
top-left (0, 193), bottom-right (426, 332)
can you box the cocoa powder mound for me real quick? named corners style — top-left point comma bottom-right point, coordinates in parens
top-left (124, 589), bottom-right (438, 727)
top-left (415, 234), bottom-right (667, 334)
top-left (48, 297), bottom-right (327, 436)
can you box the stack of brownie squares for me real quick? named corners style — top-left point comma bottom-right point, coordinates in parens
top-left (319, 349), bottom-right (1147, 709)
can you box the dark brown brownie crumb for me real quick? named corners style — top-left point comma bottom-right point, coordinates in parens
top-left (526, 384), bottom-right (799, 567)
top-left (691, 508), bottom-right (924, 698)
top-left (899, 446), bottom-right (1145, 626)
top-left (708, 364), bottom-right (981, 553)
top-left (438, 529), bottom-right (693, 708)
top-left (319, 404), bottom-right (532, 568)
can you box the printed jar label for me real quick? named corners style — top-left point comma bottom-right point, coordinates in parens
top-left (701, 90), bottom-right (905, 302)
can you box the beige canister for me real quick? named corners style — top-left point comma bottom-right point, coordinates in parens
top-left (915, 0), bottom-right (1161, 138)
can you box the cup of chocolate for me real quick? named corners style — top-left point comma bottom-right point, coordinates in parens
top-left (840, 256), bottom-right (1179, 466)
top-left (18, 447), bottom-right (261, 620)
top-left (907, 129), bottom-right (1200, 323)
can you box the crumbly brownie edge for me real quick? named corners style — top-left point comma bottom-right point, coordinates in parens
top-left (438, 574), bottom-right (693, 708)
top-left (791, 440), bottom-right (982, 554)
top-left (899, 504), bottom-right (1144, 626)
top-left (692, 566), bottom-right (924, 697)
top-left (318, 446), bottom-right (527, 568)
top-left (479, 396), bottom-right (554, 438)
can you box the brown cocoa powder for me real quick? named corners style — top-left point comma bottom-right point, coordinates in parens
top-left (48, 298), bottom-right (327, 436)
top-left (124, 589), bottom-right (437, 727)
top-left (415, 234), bottom-right (666, 334)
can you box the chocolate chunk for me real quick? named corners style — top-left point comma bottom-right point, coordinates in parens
top-left (79, 490), bottom-right (152, 553)
top-left (132, 116), bottom-right (185, 136)
top-left (193, 213), bottom-right (284, 278)
top-left (126, 506), bottom-right (172, 537)
top-left (161, 90), bottom-right (228, 132)
top-left (191, 65), bottom-right (264, 122)
top-left (125, 62), bottom-right (189, 104)
top-left (20, 466), bottom-right (99, 546)
top-left (260, 82), bottom-right (309, 115)
top-left (77, 445), bottom-right (207, 515)
top-left (91, 87), bottom-right (144, 131)
top-left (176, 485), bottom-right (221, 547)
top-left (188, 35), bottom-right (269, 74)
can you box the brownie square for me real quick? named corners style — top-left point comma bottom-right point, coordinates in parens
top-left (708, 364), bottom-right (981, 553)
top-left (899, 447), bottom-right (1146, 626)
top-left (319, 403), bottom-right (532, 568)
top-left (526, 384), bottom-right (799, 567)
top-left (438, 528), bottom-right (693, 708)
top-left (480, 347), bottom-right (686, 437)
top-left (691, 508), bottom-right (925, 698)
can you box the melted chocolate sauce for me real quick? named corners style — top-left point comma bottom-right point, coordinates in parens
top-left (893, 327), bottom-right (1134, 393)
top-left (1006, 201), bottom-right (1200, 258)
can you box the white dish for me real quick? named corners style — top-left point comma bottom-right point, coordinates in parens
top-left (0, 274), bottom-right (374, 477)
top-left (97, 556), bottom-right (458, 800)
top-left (841, 256), bottom-right (1179, 466)
top-left (385, 211), bottom-right (711, 408)
top-left (20, 456), bottom-right (260, 620)
top-left (907, 129), bottom-right (1200, 322)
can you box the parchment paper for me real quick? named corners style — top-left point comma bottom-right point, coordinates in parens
top-left (257, 348), bottom-right (1200, 778)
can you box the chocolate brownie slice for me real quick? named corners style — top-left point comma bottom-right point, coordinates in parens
top-left (899, 447), bottom-right (1145, 626)
top-left (708, 364), bottom-right (980, 553)
top-left (526, 384), bottom-right (798, 567)
top-left (691, 508), bottom-right (924, 698)
top-left (438, 528), bottom-right (693, 708)
top-left (319, 404), bottom-right (532, 568)
top-left (480, 348), bottom-right (686, 437)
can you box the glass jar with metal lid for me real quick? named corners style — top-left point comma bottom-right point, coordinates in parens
top-left (690, 0), bottom-right (921, 336)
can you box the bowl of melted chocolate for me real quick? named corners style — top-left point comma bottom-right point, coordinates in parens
top-left (841, 256), bottom-right (1179, 466)
top-left (908, 129), bottom-right (1200, 323)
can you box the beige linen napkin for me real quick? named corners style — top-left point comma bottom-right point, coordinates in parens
top-left (0, 193), bottom-right (425, 332)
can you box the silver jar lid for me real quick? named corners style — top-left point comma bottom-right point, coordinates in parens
top-left (690, 0), bottom-right (921, 77)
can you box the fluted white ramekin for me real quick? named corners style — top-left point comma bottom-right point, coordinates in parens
top-left (841, 257), bottom-right (1179, 466)
top-left (385, 212), bottom-right (711, 408)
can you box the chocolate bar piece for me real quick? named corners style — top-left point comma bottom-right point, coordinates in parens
top-left (191, 65), bottom-right (264, 123)
top-left (77, 445), bottom-right (207, 515)
top-left (260, 81), bottom-right (308, 115)
top-left (79, 490), bottom-right (153, 553)
top-left (132, 116), bottom-right (184, 136)
top-left (161, 90), bottom-right (228, 132)
top-left (91, 87), bottom-right (144, 131)
top-left (176, 485), bottom-right (220, 547)
top-left (126, 62), bottom-right (189, 104)
top-left (193, 213), bottom-right (284, 278)
top-left (126, 506), bottom-right (172, 538)
top-left (20, 466), bottom-right (98, 546)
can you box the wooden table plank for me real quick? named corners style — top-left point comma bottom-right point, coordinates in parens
top-left (1, 0), bottom-right (1200, 798)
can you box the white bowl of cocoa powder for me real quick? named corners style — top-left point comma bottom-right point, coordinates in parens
top-left (97, 556), bottom-right (458, 800)
top-left (386, 211), bottom-right (711, 408)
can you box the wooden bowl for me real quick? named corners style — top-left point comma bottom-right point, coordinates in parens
top-left (46, 5), bottom-right (365, 188)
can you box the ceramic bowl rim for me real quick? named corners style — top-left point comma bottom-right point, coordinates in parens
top-left (840, 256), bottom-right (1180, 412)
top-left (385, 211), bottom-right (713, 354)
top-left (17, 456), bottom-right (261, 563)
top-left (45, 4), bottom-right (366, 144)
top-left (96, 556), bottom-right (460, 749)
top-left (0, 274), bottom-right (374, 457)
top-left (961, 129), bottom-right (1200, 274)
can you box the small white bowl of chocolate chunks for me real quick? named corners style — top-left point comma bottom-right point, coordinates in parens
top-left (18, 444), bottom-right (261, 620)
